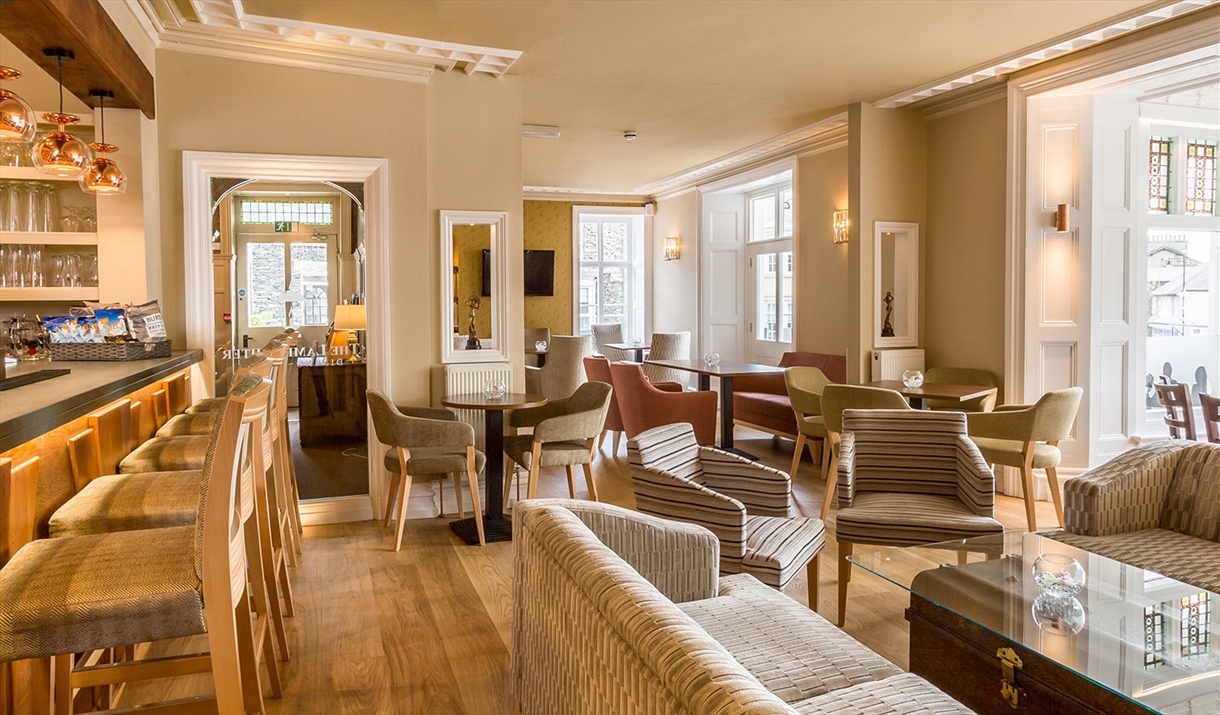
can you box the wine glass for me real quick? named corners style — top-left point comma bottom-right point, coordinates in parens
top-left (81, 207), bottom-right (97, 232)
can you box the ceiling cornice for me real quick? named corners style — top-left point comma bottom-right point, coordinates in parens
top-left (127, 0), bottom-right (521, 83)
top-left (875, 0), bottom-right (1217, 109)
top-left (634, 115), bottom-right (848, 199)
top-left (522, 187), bottom-right (649, 203)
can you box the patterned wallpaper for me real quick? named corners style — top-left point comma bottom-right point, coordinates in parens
top-left (523, 200), bottom-right (643, 337)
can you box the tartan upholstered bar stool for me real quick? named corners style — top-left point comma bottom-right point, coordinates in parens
top-left (0, 373), bottom-right (272, 714)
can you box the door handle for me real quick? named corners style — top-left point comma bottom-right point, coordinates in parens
top-left (242, 335), bottom-right (253, 348)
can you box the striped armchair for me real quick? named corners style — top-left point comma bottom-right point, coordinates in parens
top-left (627, 423), bottom-right (826, 608)
top-left (834, 409), bottom-right (1004, 627)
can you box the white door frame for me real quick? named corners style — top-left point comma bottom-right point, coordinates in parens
top-left (183, 151), bottom-right (389, 525)
top-left (1004, 12), bottom-right (1219, 407)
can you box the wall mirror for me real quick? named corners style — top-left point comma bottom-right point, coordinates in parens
top-left (874, 221), bottom-right (919, 348)
top-left (441, 210), bottom-right (509, 363)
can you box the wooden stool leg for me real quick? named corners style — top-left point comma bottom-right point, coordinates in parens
top-left (383, 471), bottom-right (401, 527)
top-left (581, 462), bottom-right (599, 501)
top-left (565, 465), bottom-right (577, 498)
top-left (789, 433), bottom-right (807, 480)
top-left (466, 448), bottom-right (486, 546)
top-left (52, 654), bottom-right (70, 715)
top-left (394, 471), bottom-right (414, 552)
top-left (451, 472), bottom-right (464, 519)
top-left (807, 553), bottom-right (821, 611)
top-left (1046, 467), bottom-right (1065, 527)
top-left (837, 542), bottom-right (853, 628)
top-left (234, 594), bottom-right (268, 715)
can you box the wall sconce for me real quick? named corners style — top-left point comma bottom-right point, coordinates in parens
top-left (833, 210), bottom-right (850, 244)
top-left (663, 236), bottom-right (681, 261)
top-left (1054, 203), bottom-right (1070, 232)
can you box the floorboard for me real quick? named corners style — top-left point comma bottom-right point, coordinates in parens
top-left (115, 427), bottom-right (1059, 714)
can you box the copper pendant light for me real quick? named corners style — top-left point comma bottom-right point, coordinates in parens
top-left (33, 49), bottom-right (92, 177)
top-left (80, 91), bottom-right (126, 195)
top-left (0, 66), bottom-right (37, 142)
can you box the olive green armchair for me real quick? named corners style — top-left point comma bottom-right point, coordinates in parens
top-left (967, 387), bottom-right (1083, 532)
top-left (924, 367), bottom-right (998, 413)
top-left (785, 367), bottom-right (833, 483)
top-left (818, 385), bottom-right (911, 519)
top-left (367, 390), bottom-right (488, 550)
top-left (504, 382), bottom-right (613, 504)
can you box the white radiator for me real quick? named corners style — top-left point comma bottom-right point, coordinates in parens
top-left (443, 362), bottom-right (513, 451)
top-left (871, 349), bottom-right (925, 381)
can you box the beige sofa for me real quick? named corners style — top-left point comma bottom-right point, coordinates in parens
top-left (511, 499), bottom-right (974, 715)
top-left (1048, 440), bottom-right (1220, 592)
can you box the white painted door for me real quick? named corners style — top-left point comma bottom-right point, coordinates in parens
top-left (1024, 94), bottom-right (1093, 485)
top-left (1089, 93), bottom-right (1143, 464)
top-left (700, 192), bottom-right (746, 362)
top-left (745, 239), bottom-right (794, 365)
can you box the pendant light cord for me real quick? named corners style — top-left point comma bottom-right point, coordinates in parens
top-left (97, 94), bottom-right (105, 144)
top-left (56, 54), bottom-right (63, 115)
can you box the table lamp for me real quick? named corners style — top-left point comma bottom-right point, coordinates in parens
top-left (333, 303), bottom-right (367, 363)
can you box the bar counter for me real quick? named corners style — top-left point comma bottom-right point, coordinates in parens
top-left (0, 350), bottom-right (204, 453)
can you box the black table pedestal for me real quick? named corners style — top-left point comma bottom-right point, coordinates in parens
top-left (450, 408), bottom-right (513, 544)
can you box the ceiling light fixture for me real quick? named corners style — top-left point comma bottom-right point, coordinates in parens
top-left (522, 124), bottom-right (560, 139)
top-left (623, 131), bottom-right (637, 141)
top-left (0, 66), bottom-right (37, 142)
top-left (80, 90), bottom-right (127, 195)
top-left (33, 49), bottom-right (92, 177)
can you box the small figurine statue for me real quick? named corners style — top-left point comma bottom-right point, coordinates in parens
top-left (881, 291), bottom-right (895, 337)
top-left (465, 296), bottom-right (482, 350)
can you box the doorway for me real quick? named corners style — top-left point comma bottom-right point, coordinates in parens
top-left (184, 152), bottom-right (390, 526)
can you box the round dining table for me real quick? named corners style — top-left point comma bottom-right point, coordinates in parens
top-left (441, 391), bottom-right (547, 544)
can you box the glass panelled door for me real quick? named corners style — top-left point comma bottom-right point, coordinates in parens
top-left (745, 241), bottom-right (793, 364)
top-left (578, 215), bottom-right (639, 339)
top-left (238, 238), bottom-right (336, 350)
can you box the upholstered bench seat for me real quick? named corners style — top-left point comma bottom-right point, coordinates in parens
top-left (156, 411), bottom-right (219, 437)
top-left (680, 574), bottom-right (899, 703)
top-left (49, 470), bottom-right (202, 538)
top-left (792, 672), bottom-right (973, 715)
top-left (120, 435), bottom-right (210, 473)
top-left (0, 526), bottom-right (203, 661)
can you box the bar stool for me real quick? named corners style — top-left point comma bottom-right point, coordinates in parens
top-left (0, 374), bottom-right (273, 715)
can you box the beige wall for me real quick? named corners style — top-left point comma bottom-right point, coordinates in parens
top-left (924, 98), bottom-right (1008, 392)
top-left (848, 103), bottom-right (928, 382)
top-left (426, 70), bottom-right (525, 393)
top-left (795, 147), bottom-right (850, 356)
top-left (157, 51), bottom-right (523, 406)
top-left (651, 190), bottom-right (699, 354)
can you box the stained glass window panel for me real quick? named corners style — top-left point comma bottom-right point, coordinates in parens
top-left (1149, 136), bottom-right (1172, 214)
top-left (1143, 604), bottom-right (1166, 669)
top-left (1184, 139), bottom-right (1217, 216)
top-left (1181, 593), bottom-right (1210, 659)
top-left (289, 243), bottom-right (329, 326)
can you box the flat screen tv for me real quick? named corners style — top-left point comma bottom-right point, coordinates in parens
top-left (483, 249), bottom-right (555, 296)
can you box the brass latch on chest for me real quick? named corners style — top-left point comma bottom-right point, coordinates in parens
top-left (996, 647), bottom-right (1023, 708)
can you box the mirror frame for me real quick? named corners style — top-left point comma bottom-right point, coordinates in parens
top-left (440, 209), bottom-right (509, 364)
top-left (873, 221), bottom-right (920, 348)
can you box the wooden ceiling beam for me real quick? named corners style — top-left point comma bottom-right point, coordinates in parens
top-left (1, 0), bottom-right (155, 118)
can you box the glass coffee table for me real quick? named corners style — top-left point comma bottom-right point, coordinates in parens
top-left (849, 532), bottom-right (1218, 715)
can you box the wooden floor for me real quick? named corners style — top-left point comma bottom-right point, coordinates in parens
top-left (127, 428), bottom-right (1059, 714)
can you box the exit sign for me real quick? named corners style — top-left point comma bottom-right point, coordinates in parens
top-left (274, 221), bottom-right (293, 232)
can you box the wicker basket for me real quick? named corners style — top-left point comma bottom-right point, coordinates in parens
top-left (49, 340), bottom-right (172, 362)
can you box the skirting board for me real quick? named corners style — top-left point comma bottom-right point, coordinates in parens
top-left (300, 494), bottom-right (374, 526)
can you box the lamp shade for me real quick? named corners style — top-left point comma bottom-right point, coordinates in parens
top-left (0, 67), bottom-right (36, 143)
top-left (333, 303), bottom-right (366, 331)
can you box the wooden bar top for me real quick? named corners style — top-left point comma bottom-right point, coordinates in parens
top-left (0, 350), bottom-right (203, 452)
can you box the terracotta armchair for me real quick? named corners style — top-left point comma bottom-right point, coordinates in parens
top-left (608, 362), bottom-right (717, 446)
top-left (583, 356), bottom-right (627, 453)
